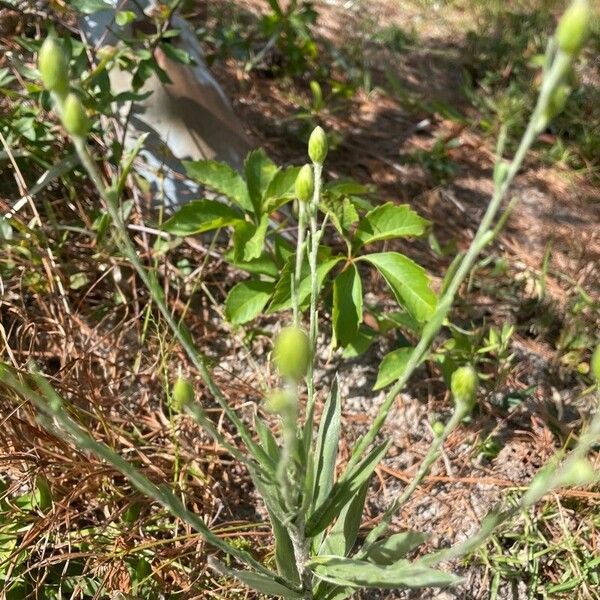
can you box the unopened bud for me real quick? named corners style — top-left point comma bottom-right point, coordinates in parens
top-left (38, 36), bottom-right (69, 95)
top-left (559, 458), bottom-right (596, 487)
top-left (295, 164), bottom-right (314, 203)
top-left (556, 0), bottom-right (590, 56)
top-left (273, 326), bottom-right (310, 381)
top-left (431, 421), bottom-right (445, 437)
top-left (545, 84), bottom-right (572, 122)
top-left (62, 93), bottom-right (90, 137)
top-left (591, 344), bottom-right (600, 385)
top-left (172, 375), bottom-right (194, 412)
top-left (308, 126), bottom-right (328, 164)
top-left (451, 365), bottom-right (478, 415)
top-left (493, 160), bottom-right (509, 187)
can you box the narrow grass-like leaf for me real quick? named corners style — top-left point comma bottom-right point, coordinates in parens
top-left (355, 203), bottom-right (429, 248)
top-left (364, 531), bottom-right (428, 565)
top-left (225, 280), bottom-right (274, 325)
top-left (360, 252), bottom-right (437, 322)
top-left (255, 415), bottom-right (280, 463)
top-left (163, 200), bottom-right (241, 236)
top-left (374, 347), bottom-right (413, 390)
top-left (309, 556), bottom-right (461, 589)
top-left (208, 557), bottom-right (303, 598)
top-left (1, 369), bottom-right (274, 576)
top-left (332, 264), bottom-right (363, 347)
top-left (183, 159), bottom-right (251, 211)
top-left (305, 440), bottom-right (390, 538)
top-left (319, 480), bottom-right (369, 557)
top-left (312, 378), bottom-right (342, 510)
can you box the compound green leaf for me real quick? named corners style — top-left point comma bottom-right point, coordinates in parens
top-left (355, 203), bottom-right (429, 247)
top-left (163, 200), bottom-right (241, 236)
top-left (245, 149), bottom-right (278, 215)
top-left (361, 252), bottom-right (437, 322)
top-left (225, 280), bottom-right (274, 325)
top-left (332, 264), bottom-right (363, 347)
top-left (183, 160), bottom-right (251, 211)
top-left (374, 347), bottom-right (413, 390)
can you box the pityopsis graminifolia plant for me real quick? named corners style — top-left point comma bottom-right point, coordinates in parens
top-left (1, 2), bottom-right (599, 597)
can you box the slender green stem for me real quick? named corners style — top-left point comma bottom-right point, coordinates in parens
top-left (344, 49), bottom-right (572, 475)
top-left (357, 410), bottom-right (464, 554)
top-left (304, 162), bottom-right (322, 441)
top-left (423, 408), bottom-right (600, 567)
top-left (0, 366), bottom-right (275, 577)
top-left (292, 201), bottom-right (307, 327)
top-left (69, 135), bottom-right (268, 465)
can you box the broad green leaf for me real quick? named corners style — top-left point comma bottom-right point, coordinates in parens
top-left (332, 265), bottom-right (362, 347)
top-left (263, 166), bottom-right (301, 207)
top-left (360, 252), bottom-right (437, 322)
top-left (115, 10), bottom-right (137, 26)
top-left (225, 280), bottom-right (274, 325)
top-left (321, 195), bottom-right (359, 236)
top-left (209, 557), bottom-right (302, 598)
top-left (324, 180), bottom-right (372, 198)
top-left (245, 149), bottom-right (278, 214)
top-left (233, 214), bottom-right (270, 262)
top-left (355, 203), bottom-right (429, 247)
top-left (381, 311), bottom-right (422, 335)
top-left (163, 200), bottom-right (241, 235)
top-left (309, 556), bottom-right (461, 589)
top-left (364, 531), bottom-right (428, 565)
top-left (313, 379), bottom-right (341, 510)
top-left (183, 160), bottom-right (251, 211)
top-left (374, 346), bottom-right (413, 390)
top-left (268, 253), bottom-right (343, 313)
top-left (319, 480), bottom-right (369, 557)
top-left (341, 325), bottom-right (377, 358)
top-left (159, 43), bottom-right (193, 65)
top-left (305, 441), bottom-right (390, 538)
top-left (225, 248), bottom-right (279, 278)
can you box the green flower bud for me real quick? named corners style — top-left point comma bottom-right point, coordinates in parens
top-left (62, 93), bottom-right (90, 137)
top-left (295, 164), bottom-right (314, 202)
top-left (493, 160), bottom-right (509, 188)
top-left (308, 126), bottom-right (328, 164)
top-left (451, 365), bottom-right (478, 415)
top-left (172, 375), bottom-right (194, 412)
top-left (265, 388), bottom-right (296, 416)
top-left (273, 326), bottom-right (310, 381)
top-left (591, 344), bottom-right (600, 385)
top-left (544, 84), bottom-right (572, 123)
top-left (38, 36), bottom-right (69, 95)
top-left (556, 0), bottom-right (590, 56)
top-left (431, 421), bottom-right (445, 437)
top-left (559, 458), bottom-right (596, 487)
